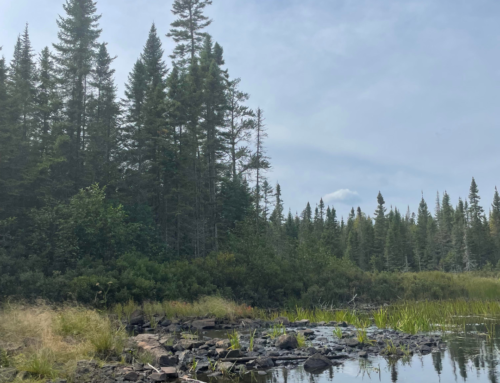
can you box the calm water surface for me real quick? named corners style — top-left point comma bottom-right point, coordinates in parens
top-left (203, 322), bottom-right (500, 383)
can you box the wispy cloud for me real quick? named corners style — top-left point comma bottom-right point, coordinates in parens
top-left (323, 189), bottom-right (361, 205)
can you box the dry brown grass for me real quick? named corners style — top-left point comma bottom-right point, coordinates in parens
top-left (0, 302), bottom-right (126, 382)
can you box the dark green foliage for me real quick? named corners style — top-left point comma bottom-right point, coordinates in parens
top-left (3, 0), bottom-right (500, 308)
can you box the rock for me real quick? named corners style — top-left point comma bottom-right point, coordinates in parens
top-left (255, 357), bottom-right (274, 368)
top-left (178, 340), bottom-right (204, 349)
top-left (295, 319), bottom-right (310, 326)
top-left (344, 339), bottom-right (360, 348)
top-left (160, 319), bottom-right (172, 327)
top-left (216, 340), bottom-right (231, 349)
top-left (225, 349), bottom-right (242, 358)
top-left (0, 368), bottom-right (17, 383)
top-left (165, 324), bottom-right (182, 333)
top-left (160, 367), bottom-right (178, 378)
top-left (159, 355), bottom-right (178, 367)
top-left (191, 319), bottom-right (215, 330)
top-left (317, 321), bottom-right (327, 326)
top-left (276, 334), bottom-right (298, 350)
top-left (124, 371), bottom-right (140, 381)
top-left (420, 345), bottom-right (431, 354)
top-left (304, 354), bottom-right (333, 369)
top-left (274, 316), bottom-right (290, 325)
top-left (258, 371), bottom-right (267, 375)
top-left (129, 310), bottom-right (145, 326)
top-left (358, 351), bottom-right (368, 358)
top-left (135, 334), bottom-right (171, 364)
top-left (149, 372), bottom-right (167, 382)
top-left (306, 347), bottom-right (318, 355)
top-left (216, 348), bottom-right (227, 357)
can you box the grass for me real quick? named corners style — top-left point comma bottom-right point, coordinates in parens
top-left (296, 333), bottom-right (306, 348)
top-left (227, 330), bottom-right (240, 350)
top-left (249, 330), bottom-right (256, 352)
top-left (269, 323), bottom-right (286, 339)
top-left (0, 303), bottom-right (126, 381)
top-left (373, 308), bottom-right (388, 328)
top-left (332, 327), bottom-right (343, 339)
top-left (355, 327), bottom-right (373, 345)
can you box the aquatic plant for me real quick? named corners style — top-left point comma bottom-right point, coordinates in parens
top-left (269, 323), bottom-right (286, 339)
top-left (228, 330), bottom-right (241, 350)
top-left (249, 329), bottom-right (256, 351)
top-left (332, 327), bottom-right (343, 339)
top-left (296, 332), bottom-right (306, 348)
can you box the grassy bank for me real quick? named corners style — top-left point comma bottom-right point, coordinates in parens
top-left (0, 304), bottom-right (126, 382)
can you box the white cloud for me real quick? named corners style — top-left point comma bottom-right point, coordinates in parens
top-left (323, 189), bottom-right (361, 205)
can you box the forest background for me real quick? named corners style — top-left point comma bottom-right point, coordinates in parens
top-left (2, 0), bottom-right (500, 308)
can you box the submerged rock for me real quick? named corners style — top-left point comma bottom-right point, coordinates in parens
top-left (304, 354), bottom-right (333, 369)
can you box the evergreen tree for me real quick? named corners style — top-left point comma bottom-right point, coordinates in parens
top-left (167, 0), bottom-right (213, 64)
top-left (372, 192), bottom-right (387, 270)
top-left (53, 0), bottom-right (102, 189)
top-left (415, 195), bottom-right (430, 270)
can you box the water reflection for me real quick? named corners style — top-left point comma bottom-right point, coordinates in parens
top-left (206, 326), bottom-right (500, 383)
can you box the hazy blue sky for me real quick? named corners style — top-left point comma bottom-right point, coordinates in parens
top-left (1, 0), bottom-right (500, 219)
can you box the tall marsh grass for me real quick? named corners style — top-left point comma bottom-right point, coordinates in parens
top-left (0, 304), bottom-right (126, 380)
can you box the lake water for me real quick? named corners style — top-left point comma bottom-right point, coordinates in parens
top-left (200, 322), bottom-right (500, 383)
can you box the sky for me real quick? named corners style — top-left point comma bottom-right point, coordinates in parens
top-left (1, 0), bottom-right (500, 219)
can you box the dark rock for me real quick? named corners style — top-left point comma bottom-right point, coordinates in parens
top-left (304, 354), bottom-right (333, 369)
top-left (358, 351), bottom-right (368, 358)
top-left (276, 334), bottom-right (298, 350)
top-left (255, 357), bottom-right (274, 368)
top-left (225, 349), bottom-right (242, 358)
top-left (274, 316), bottom-right (290, 325)
top-left (159, 355), bottom-right (178, 367)
top-left (124, 371), bottom-right (140, 381)
top-left (295, 319), bottom-right (310, 326)
top-left (344, 339), bottom-right (360, 348)
top-left (149, 372), bottom-right (167, 382)
top-left (420, 345), bottom-right (431, 354)
top-left (300, 329), bottom-right (314, 336)
top-left (192, 319), bottom-right (216, 330)
top-left (129, 310), bottom-right (145, 326)
top-left (160, 319), bottom-right (172, 327)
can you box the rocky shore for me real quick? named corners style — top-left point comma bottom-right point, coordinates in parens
top-left (36, 314), bottom-right (445, 383)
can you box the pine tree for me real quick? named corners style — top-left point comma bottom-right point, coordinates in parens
top-left (490, 187), bottom-right (500, 264)
top-left (86, 43), bottom-right (120, 186)
top-left (167, 0), bottom-right (213, 64)
top-left (53, 0), bottom-right (102, 189)
top-left (226, 78), bottom-right (254, 179)
top-left (372, 191), bottom-right (387, 270)
top-left (415, 195), bottom-right (430, 270)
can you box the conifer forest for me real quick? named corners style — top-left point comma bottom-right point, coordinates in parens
top-left (2, 0), bottom-right (500, 308)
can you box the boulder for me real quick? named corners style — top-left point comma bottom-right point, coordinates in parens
top-left (134, 334), bottom-right (171, 364)
top-left (216, 339), bottom-right (231, 349)
top-left (225, 349), bottom-right (242, 358)
top-left (344, 339), bottom-right (360, 348)
top-left (129, 310), bottom-right (145, 326)
top-left (274, 316), bottom-right (290, 325)
top-left (255, 357), bottom-right (274, 368)
top-left (159, 355), bottom-right (178, 367)
top-left (304, 354), bottom-right (333, 369)
top-left (276, 334), bottom-right (298, 350)
top-left (191, 319), bottom-right (215, 330)
top-left (295, 319), bottom-right (310, 326)
top-left (160, 367), bottom-right (178, 378)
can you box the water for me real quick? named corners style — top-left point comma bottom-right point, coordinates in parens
top-left (198, 322), bottom-right (500, 383)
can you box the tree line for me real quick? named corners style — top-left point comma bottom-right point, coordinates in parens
top-left (1, 0), bottom-right (499, 306)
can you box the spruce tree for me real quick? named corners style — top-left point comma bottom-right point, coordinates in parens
top-left (415, 196), bottom-right (430, 270)
top-left (53, 0), bottom-right (102, 189)
top-left (372, 191), bottom-right (387, 270)
top-left (167, 0), bottom-right (213, 63)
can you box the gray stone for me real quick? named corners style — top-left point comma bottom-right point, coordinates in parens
top-left (358, 351), bottom-right (368, 358)
top-left (160, 367), bottom-right (178, 378)
top-left (255, 357), bottom-right (274, 368)
top-left (295, 319), bottom-right (310, 326)
top-left (191, 319), bottom-right (215, 330)
top-left (276, 334), bottom-right (298, 350)
top-left (304, 354), bottom-right (333, 369)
